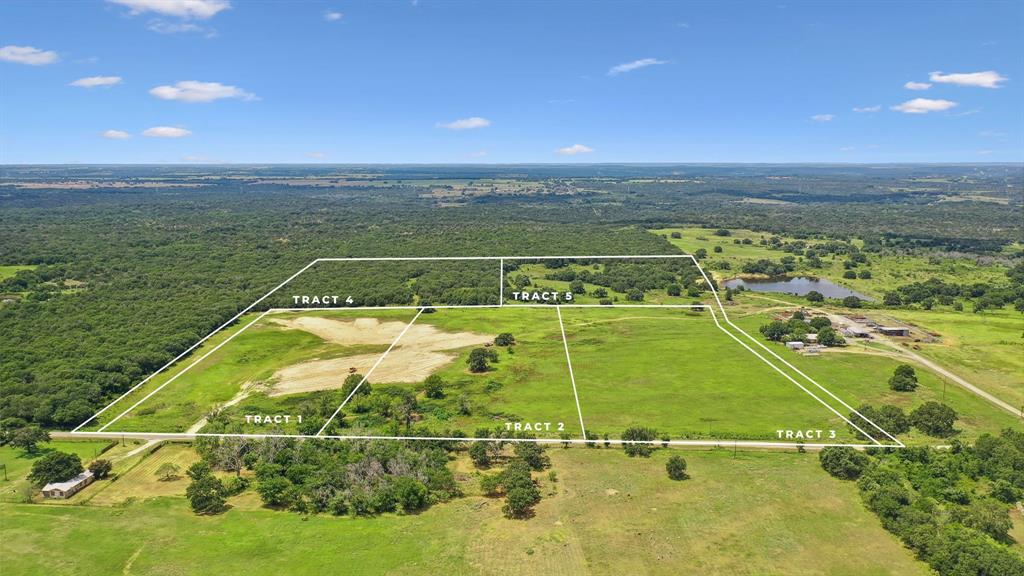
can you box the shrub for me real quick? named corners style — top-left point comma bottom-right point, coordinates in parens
top-left (393, 477), bottom-right (429, 513)
top-left (503, 487), bottom-right (540, 519)
top-left (513, 442), bottom-right (550, 471)
top-left (888, 364), bottom-right (918, 392)
top-left (819, 446), bottom-right (868, 480)
top-left (494, 333), bottom-right (515, 346)
top-left (622, 426), bottom-right (658, 457)
top-left (341, 373), bottom-right (370, 397)
top-left (88, 459), bottom-right (113, 480)
top-left (666, 455), bottom-right (688, 480)
top-left (186, 464), bottom-right (226, 514)
top-left (469, 441), bottom-right (491, 468)
top-left (423, 374), bottom-right (445, 399)
top-left (817, 327), bottom-right (844, 347)
top-left (479, 474), bottom-right (501, 496)
top-left (911, 402), bottom-right (958, 437)
top-left (257, 476), bottom-right (293, 508)
top-left (809, 316), bottom-right (831, 330)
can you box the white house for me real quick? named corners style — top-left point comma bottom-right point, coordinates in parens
top-left (41, 470), bottom-right (94, 499)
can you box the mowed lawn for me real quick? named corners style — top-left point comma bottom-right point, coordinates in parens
top-left (0, 448), bottom-right (928, 576)
top-left (559, 307), bottom-right (855, 441)
top-left (85, 443), bottom-right (199, 506)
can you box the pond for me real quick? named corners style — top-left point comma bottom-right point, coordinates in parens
top-left (723, 276), bottom-right (874, 301)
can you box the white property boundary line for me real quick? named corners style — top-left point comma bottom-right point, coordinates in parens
top-left (97, 310), bottom-right (272, 432)
top-left (316, 308), bottom-right (424, 435)
top-left (556, 306), bottom-right (588, 439)
top-left (72, 255), bottom-right (901, 448)
top-left (68, 431), bottom-right (883, 450)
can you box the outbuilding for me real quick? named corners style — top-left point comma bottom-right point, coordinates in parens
top-left (877, 326), bottom-right (910, 337)
top-left (785, 341), bottom-right (805, 350)
top-left (41, 470), bottom-right (94, 499)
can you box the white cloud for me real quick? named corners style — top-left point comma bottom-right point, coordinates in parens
top-left (150, 80), bottom-right (256, 103)
top-left (147, 20), bottom-right (206, 34)
top-left (839, 146), bottom-right (855, 151)
top-left (108, 0), bottom-right (230, 19)
top-left (305, 151), bottom-right (326, 159)
top-left (70, 76), bottom-right (123, 88)
top-left (468, 150), bottom-right (488, 158)
top-left (852, 105), bottom-right (881, 113)
top-left (811, 114), bottom-right (834, 122)
top-left (607, 58), bottom-right (667, 76)
top-left (929, 70), bottom-right (1007, 89)
top-left (0, 45), bottom-right (58, 65)
top-left (101, 129), bottom-right (131, 139)
top-left (556, 143), bottom-right (594, 155)
top-left (976, 150), bottom-right (993, 156)
top-left (142, 126), bottom-right (191, 138)
top-left (891, 98), bottom-right (958, 114)
top-left (979, 130), bottom-right (1006, 138)
top-left (324, 11), bottom-right (343, 21)
top-left (181, 154), bottom-right (219, 162)
top-left (904, 81), bottom-right (932, 90)
top-left (437, 117), bottom-right (491, 130)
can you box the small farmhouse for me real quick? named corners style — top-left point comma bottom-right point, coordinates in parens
top-left (41, 470), bottom-right (94, 499)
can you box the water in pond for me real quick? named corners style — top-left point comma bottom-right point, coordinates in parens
top-left (723, 276), bottom-right (873, 301)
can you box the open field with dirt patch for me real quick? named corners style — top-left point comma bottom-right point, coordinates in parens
top-left (267, 316), bottom-right (493, 394)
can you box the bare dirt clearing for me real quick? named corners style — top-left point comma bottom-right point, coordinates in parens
top-left (266, 316), bottom-right (492, 396)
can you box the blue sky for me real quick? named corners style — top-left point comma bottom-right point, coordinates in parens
top-left (1, 0), bottom-right (1021, 163)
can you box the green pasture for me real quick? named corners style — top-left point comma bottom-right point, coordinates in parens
top-left (729, 312), bottom-right (1023, 443)
top-left (558, 307), bottom-right (856, 441)
top-left (0, 448), bottom-right (928, 575)
top-left (883, 307), bottom-right (1024, 409)
top-left (86, 309), bottom-right (413, 433)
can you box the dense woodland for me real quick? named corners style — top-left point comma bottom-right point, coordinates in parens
top-left (820, 430), bottom-right (1024, 575)
top-left (0, 164), bottom-right (1021, 430)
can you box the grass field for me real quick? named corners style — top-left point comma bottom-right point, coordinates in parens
top-left (728, 309), bottom-right (1023, 442)
top-left (558, 307), bottom-right (854, 441)
top-left (84, 443), bottom-right (199, 506)
top-left (86, 305), bottom-right (875, 443)
top-left (652, 226), bottom-right (1010, 299)
top-left (881, 307), bottom-right (1024, 409)
top-left (0, 448), bottom-right (929, 575)
top-left (84, 309), bottom-right (417, 433)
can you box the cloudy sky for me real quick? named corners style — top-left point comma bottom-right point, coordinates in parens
top-left (1, 0), bottom-right (1021, 163)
